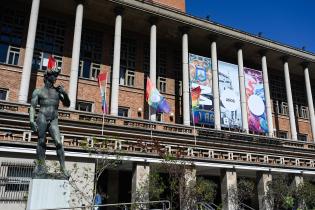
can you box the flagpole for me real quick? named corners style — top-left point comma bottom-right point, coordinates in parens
top-left (190, 85), bottom-right (197, 146)
top-left (149, 100), bottom-right (153, 140)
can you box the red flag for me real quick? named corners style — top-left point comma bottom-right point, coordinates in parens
top-left (47, 55), bottom-right (56, 70)
top-left (98, 72), bottom-right (107, 84)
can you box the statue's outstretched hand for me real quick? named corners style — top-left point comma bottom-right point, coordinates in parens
top-left (30, 121), bottom-right (38, 132)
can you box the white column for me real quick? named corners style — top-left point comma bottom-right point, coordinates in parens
top-left (18, 0), bottom-right (40, 103)
top-left (110, 9), bottom-right (123, 116)
top-left (257, 172), bottom-right (272, 210)
top-left (304, 64), bottom-right (315, 141)
top-left (68, 1), bottom-right (84, 109)
top-left (291, 174), bottom-right (304, 209)
top-left (181, 167), bottom-right (196, 210)
top-left (221, 169), bottom-right (238, 210)
top-left (131, 163), bottom-right (150, 203)
top-left (182, 32), bottom-right (190, 126)
top-left (211, 40), bottom-right (221, 130)
top-left (149, 21), bottom-right (157, 121)
top-left (261, 54), bottom-right (274, 137)
top-left (283, 60), bottom-right (297, 140)
top-left (237, 47), bottom-right (248, 133)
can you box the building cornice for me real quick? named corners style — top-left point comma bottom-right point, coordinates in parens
top-left (107, 0), bottom-right (315, 63)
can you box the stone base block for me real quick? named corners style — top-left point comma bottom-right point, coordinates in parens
top-left (26, 179), bottom-right (70, 210)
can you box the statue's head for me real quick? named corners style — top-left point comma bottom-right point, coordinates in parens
top-left (44, 70), bottom-right (59, 85)
top-left (43, 55), bottom-right (60, 86)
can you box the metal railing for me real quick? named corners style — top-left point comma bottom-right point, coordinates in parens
top-left (197, 202), bottom-right (218, 210)
top-left (239, 203), bottom-right (255, 210)
top-left (41, 200), bottom-right (171, 210)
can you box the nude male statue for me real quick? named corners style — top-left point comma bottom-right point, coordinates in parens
top-left (29, 65), bottom-right (70, 177)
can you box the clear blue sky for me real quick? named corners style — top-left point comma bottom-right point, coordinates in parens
top-left (186, 0), bottom-right (315, 54)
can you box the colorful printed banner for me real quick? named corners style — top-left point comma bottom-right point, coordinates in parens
top-left (218, 61), bottom-right (242, 129)
top-left (189, 53), bottom-right (214, 125)
top-left (244, 68), bottom-right (268, 133)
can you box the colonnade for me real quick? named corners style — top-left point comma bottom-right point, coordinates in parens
top-left (18, 0), bottom-right (315, 141)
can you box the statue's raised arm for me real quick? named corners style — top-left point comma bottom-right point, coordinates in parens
top-left (56, 85), bottom-right (70, 107)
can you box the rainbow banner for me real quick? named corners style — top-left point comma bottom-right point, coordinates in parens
top-left (189, 53), bottom-right (214, 126)
top-left (98, 72), bottom-right (108, 114)
top-left (191, 86), bottom-right (201, 108)
top-left (244, 68), bottom-right (268, 133)
top-left (146, 77), bottom-right (171, 114)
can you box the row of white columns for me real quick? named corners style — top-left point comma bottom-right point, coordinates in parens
top-left (131, 163), bottom-right (304, 210)
top-left (18, 0), bottom-right (315, 141)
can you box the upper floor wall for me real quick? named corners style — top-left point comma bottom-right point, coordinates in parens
top-left (0, 0), bottom-right (315, 142)
top-left (150, 0), bottom-right (186, 12)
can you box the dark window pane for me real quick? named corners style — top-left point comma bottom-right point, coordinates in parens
top-left (82, 60), bottom-right (91, 78)
top-left (0, 89), bottom-right (8, 100)
top-left (0, 43), bottom-right (8, 63)
top-left (76, 101), bottom-right (93, 112)
top-left (118, 107), bottom-right (129, 117)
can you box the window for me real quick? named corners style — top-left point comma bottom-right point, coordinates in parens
top-left (6, 46), bottom-right (19, 65)
top-left (273, 101), bottom-right (289, 116)
top-left (158, 77), bottom-right (167, 93)
top-left (90, 63), bottom-right (101, 80)
top-left (157, 48), bottom-right (167, 76)
top-left (174, 50), bottom-right (182, 96)
top-left (0, 8), bottom-right (24, 65)
top-left (277, 131), bottom-right (288, 139)
top-left (76, 101), bottom-right (93, 112)
top-left (118, 107), bottom-right (129, 117)
top-left (297, 134), bottom-right (307, 142)
top-left (143, 43), bottom-right (150, 75)
top-left (32, 51), bottom-right (62, 71)
top-left (79, 61), bottom-right (101, 80)
top-left (125, 70), bottom-right (135, 87)
top-left (269, 73), bottom-right (307, 108)
top-left (296, 105), bottom-right (309, 119)
top-left (32, 17), bottom-right (65, 71)
top-left (119, 38), bottom-right (136, 86)
top-left (79, 28), bottom-right (103, 80)
top-left (156, 113), bottom-right (163, 122)
top-left (0, 89), bottom-right (8, 100)
top-left (144, 46), bottom-right (167, 78)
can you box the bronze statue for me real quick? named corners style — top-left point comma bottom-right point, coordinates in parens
top-left (29, 61), bottom-right (70, 178)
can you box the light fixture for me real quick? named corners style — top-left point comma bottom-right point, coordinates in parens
top-left (137, 108), bottom-right (142, 117)
top-left (170, 112), bottom-right (174, 121)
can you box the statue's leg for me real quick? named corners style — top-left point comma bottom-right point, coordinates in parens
top-left (35, 114), bottom-right (48, 174)
top-left (49, 118), bottom-right (67, 174)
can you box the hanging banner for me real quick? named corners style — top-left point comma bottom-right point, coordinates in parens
top-left (218, 61), bottom-right (242, 129)
top-left (244, 68), bottom-right (268, 133)
top-left (189, 53), bottom-right (214, 125)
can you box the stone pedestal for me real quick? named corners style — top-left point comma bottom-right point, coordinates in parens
top-left (27, 179), bottom-right (70, 210)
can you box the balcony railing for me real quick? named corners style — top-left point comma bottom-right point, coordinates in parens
top-left (0, 126), bottom-right (314, 170)
top-left (0, 100), bottom-right (314, 152)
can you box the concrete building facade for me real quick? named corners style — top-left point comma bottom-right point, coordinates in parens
top-left (0, 0), bottom-right (315, 209)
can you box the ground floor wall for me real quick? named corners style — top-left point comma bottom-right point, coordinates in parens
top-left (0, 154), bottom-right (95, 210)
